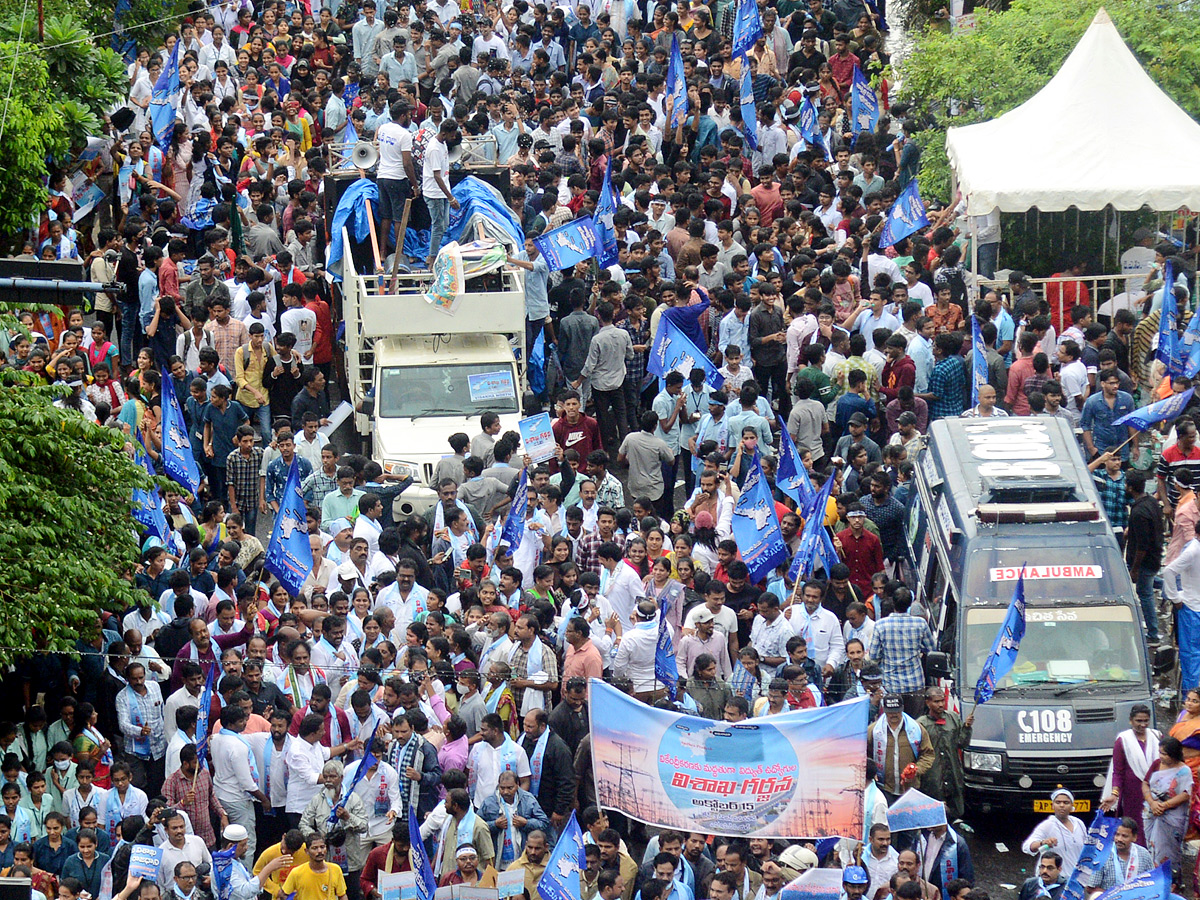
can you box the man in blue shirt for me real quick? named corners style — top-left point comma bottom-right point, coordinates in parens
top-left (138, 246), bottom-right (164, 339)
top-left (921, 333), bottom-right (967, 421)
top-left (1081, 370), bottom-right (1138, 461)
top-left (506, 237), bottom-right (551, 361)
top-left (834, 370), bottom-right (876, 437)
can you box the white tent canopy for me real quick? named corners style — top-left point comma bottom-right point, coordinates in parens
top-left (945, 8), bottom-right (1200, 216)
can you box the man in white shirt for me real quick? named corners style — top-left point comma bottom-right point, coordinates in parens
top-left (471, 18), bottom-right (509, 61)
top-left (422, 119), bottom-right (461, 270)
top-left (376, 101), bottom-right (417, 262)
top-left (784, 580), bottom-right (847, 677)
top-left (210, 705), bottom-right (269, 861)
top-left (596, 543), bottom-right (644, 624)
top-left (284, 713), bottom-right (361, 821)
top-left (1056, 339), bottom-right (1089, 425)
top-left (375, 559), bottom-right (430, 633)
top-left (157, 809), bottom-right (212, 890)
top-left (613, 600), bottom-right (663, 699)
top-left (467, 713), bottom-right (531, 806)
top-left (164, 662), bottom-right (205, 743)
top-left (280, 289), bottom-right (317, 364)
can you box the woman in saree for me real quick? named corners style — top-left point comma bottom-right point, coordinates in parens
top-left (1142, 736), bottom-right (1193, 884)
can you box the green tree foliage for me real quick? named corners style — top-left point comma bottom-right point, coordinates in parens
top-left (0, 343), bottom-right (154, 662)
top-left (0, 0), bottom-right (184, 49)
top-left (0, 45), bottom-right (67, 237)
top-left (897, 0), bottom-right (1200, 201)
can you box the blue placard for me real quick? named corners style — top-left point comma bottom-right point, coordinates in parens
top-left (518, 412), bottom-right (556, 463)
top-left (886, 789), bottom-right (948, 832)
top-left (468, 370), bottom-right (516, 403)
top-left (129, 844), bottom-right (163, 880)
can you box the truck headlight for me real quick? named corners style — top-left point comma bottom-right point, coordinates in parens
top-left (963, 751), bottom-right (1003, 772)
top-left (383, 460), bottom-right (419, 480)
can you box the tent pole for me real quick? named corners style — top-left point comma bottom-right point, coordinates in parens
top-left (1101, 207), bottom-right (1107, 275)
top-left (970, 218), bottom-right (979, 301)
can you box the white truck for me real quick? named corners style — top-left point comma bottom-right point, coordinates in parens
top-left (341, 235), bottom-right (528, 519)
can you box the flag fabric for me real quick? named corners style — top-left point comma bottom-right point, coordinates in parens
top-left (850, 67), bottom-right (879, 135)
top-left (654, 597), bottom-right (678, 701)
top-left (594, 159), bottom-right (619, 269)
top-left (730, 0), bottom-right (763, 61)
top-left (1060, 813), bottom-right (1121, 900)
top-left (1092, 861), bottom-right (1170, 900)
top-left (1184, 304), bottom-right (1200, 379)
top-left (731, 453), bottom-right (788, 582)
top-left (1157, 259), bottom-right (1185, 378)
top-left (799, 95), bottom-right (833, 162)
top-left (974, 567), bottom-right (1027, 704)
top-left (194, 662), bottom-right (216, 767)
top-left (338, 117), bottom-right (359, 170)
top-left (879, 178), bottom-right (931, 249)
top-left (775, 416), bottom-right (816, 508)
top-left (788, 468), bottom-right (836, 581)
top-left (1113, 387), bottom-right (1194, 431)
top-left (864, 0), bottom-right (888, 31)
top-left (264, 460), bottom-right (314, 596)
top-left (532, 216), bottom-right (601, 271)
top-left (739, 67), bottom-right (758, 152)
top-left (970, 315), bottom-right (988, 409)
top-left (537, 812), bottom-right (587, 900)
top-left (148, 40), bottom-right (181, 151)
top-left (131, 440), bottom-right (169, 541)
top-left (667, 36), bottom-right (688, 129)
top-left (210, 847), bottom-right (238, 900)
top-left (331, 724), bottom-right (381, 825)
top-left (408, 807), bottom-right (437, 900)
top-left (648, 316), bottom-right (725, 390)
top-left (500, 468), bottom-right (529, 553)
top-left (160, 371), bottom-right (202, 495)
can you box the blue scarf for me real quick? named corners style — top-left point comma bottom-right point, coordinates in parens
top-left (937, 830), bottom-right (959, 900)
top-left (528, 729), bottom-right (550, 795)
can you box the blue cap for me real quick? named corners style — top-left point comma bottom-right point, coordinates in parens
top-left (842, 867), bottom-right (869, 886)
top-left (330, 517), bottom-right (354, 534)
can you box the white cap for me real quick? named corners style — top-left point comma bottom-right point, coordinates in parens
top-left (223, 824), bottom-right (249, 842)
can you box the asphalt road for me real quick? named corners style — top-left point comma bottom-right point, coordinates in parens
top-left (957, 813), bottom-right (1044, 895)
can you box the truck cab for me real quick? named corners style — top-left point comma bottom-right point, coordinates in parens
top-left (341, 238), bottom-right (526, 518)
top-left (906, 417), bottom-right (1160, 814)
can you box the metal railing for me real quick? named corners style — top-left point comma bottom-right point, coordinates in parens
top-left (976, 272), bottom-right (1153, 324)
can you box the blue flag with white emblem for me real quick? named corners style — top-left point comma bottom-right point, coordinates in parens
top-left (1113, 387), bottom-right (1194, 431)
top-left (1061, 813), bottom-right (1121, 900)
top-left (594, 159), bottom-right (619, 269)
top-left (409, 806), bottom-right (437, 900)
top-left (731, 454), bottom-right (787, 582)
top-left (667, 35), bottom-right (688, 129)
top-left (1092, 862), bottom-right (1170, 900)
top-left (648, 315), bottom-right (725, 390)
top-left (655, 597), bottom-right (678, 701)
top-left (148, 40), bottom-right (181, 150)
top-left (788, 467), bottom-right (836, 581)
top-left (775, 415), bottom-right (815, 508)
top-left (533, 216), bottom-right (601, 271)
top-left (500, 467), bottom-right (529, 554)
top-left (730, 0), bottom-right (763, 61)
top-left (1157, 259), bottom-right (1185, 378)
top-left (160, 370), bottom-right (201, 496)
top-left (799, 95), bottom-right (832, 162)
top-left (537, 811), bottom-right (587, 900)
top-left (264, 460), bottom-right (314, 597)
top-left (850, 67), bottom-right (879, 136)
top-left (739, 67), bottom-right (758, 152)
top-left (879, 178), bottom-right (930, 249)
top-left (970, 315), bottom-right (988, 409)
top-left (974, 567), bottom-right (1027, 704)
top-left (131, 440), bottom-right (169, 541)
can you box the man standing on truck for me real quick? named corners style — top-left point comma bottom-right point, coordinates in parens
top-left (423, 119), bottom-right (461, 270)
top-left (505, 241), bottom-right (553, 363)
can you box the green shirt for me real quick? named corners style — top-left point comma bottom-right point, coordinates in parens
top-left (320, 488), bottom-right (364, 530)
top-left (794, 365), bottom-right (838, 407)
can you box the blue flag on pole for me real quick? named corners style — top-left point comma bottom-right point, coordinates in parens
top-left (879, 179), bottom-right (931, 249)
top-left (160, 371), bottom-right (201, 496)
top-left (594, 159), bottom-right (619, 269)
top-left (533, 216), bottom-right (601, 271)
top-left (974, 567), bottom-right (1027, 704)
top-left (194, 662), bottom-right (216, 767)
top-left (655, 597), bottom-right (678, 701)
top-left (131, 441), bottom-right (169, 542)
top-left (1113, 387), bottom-right (1195, 431)
top-left (331, 724), bottom-right (381, 825)
top-left (409, 806), bottom-right (438, 900)
top-left (1092, 861), bottom-right (1170, 900)
top-left (211, 847), bottom-right (238, 900)
top-left (730, 0), bottom-right (763, 61)
top-left (1184, 305), bottom-right (1200, 379)
top-left (800, 96), bottom-right (832, 162)
top-left (148, 41), bottom-right (181, 151)
top-left (970, 315), bottom-right (988, 409)
top-left (667, 35), bottom-right (688, 129)
top-left (264, 460), bottom-right (314, 597)
top-left (850, 67), bottom-right (879, 135)
top-left (1061, 813), bottom-right (1121, 900)
top-left (1157, 260), bottom-right (1185, 378)
top-left (788, 468), bottom-right (836, 581)
top-left (500, 468), bottom-right (529, 553)
top-left (338, 117), bottom-right (359, 170)
top-left (537, 812), bottom-right (587, 900)
top-left (648, 316), bottom-right (725, 390)
top-left (775, 416), bottom-right (815, 508)
top-left (731, 454), bottom-right (788, 582)
top-left (739, 67), bottom-right (758, 152)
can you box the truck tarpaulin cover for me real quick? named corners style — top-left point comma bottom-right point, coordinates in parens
top-left (445, 176), bottom-right (525, 250)
top-left (327, 178), bottom-right (379, 282)
top-left (588, 679), bottom-right (868, 837)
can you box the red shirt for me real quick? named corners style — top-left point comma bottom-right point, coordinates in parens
top-left (288, 704), bottom-right (352, 746)
top-left (880, 356), bottom-right (915, 404)
top-left (551, 414), bottom-right (601, 472)
top-left (750, 184), bottom-right (782, 226)
top-left (305, 297), bottom-right (334, 365)
top-left (837, 526), bottom-right (883, 597)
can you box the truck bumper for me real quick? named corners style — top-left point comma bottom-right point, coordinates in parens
top-left (393, 484), bottom-right (438, 519)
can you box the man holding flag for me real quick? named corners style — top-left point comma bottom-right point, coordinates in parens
top-left (210, 704), bottom-right (271, 863)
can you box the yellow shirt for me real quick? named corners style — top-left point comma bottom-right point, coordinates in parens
top-left (253, 843), bottom-right (310, 896)
top-left (283, 862), bottom-right (348, 900)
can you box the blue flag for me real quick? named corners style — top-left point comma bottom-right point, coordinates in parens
top-left (131, 441), bottom-right (169, 542)
top-left (1113, 387), bottom-right (1194, 431)
top-left (798, 95), bottom-right (832, 162)
top-left (339, 117), bottom-right (359, 170)
top-left (730, 0), bottom-right (763, 61)
top-left (970, 315), bottom-right (988, 409)
top-left (1093, 862), bottom-right (1170, 900)
top-left (210, 847), bottom-right (238, 900)
top-left (264, 460), bottom-right (314, 597)
top-left (533, 216), bottom-right (601, 271)
top-left (594, 158), bottom-right (619, 269)
top-left (974, 567), bottom-right (1027, 704)
top-left (667, 35), bottom-right (688, 129)
top-left (775, 415), bottom-right (815, 508)
top-left (537, 811), bottom-right (587, 900)
top-left (148, 40), bottom-right (181, 150)
top-left (195, 661), bottom-right (216, 767)
top-left (1061, 813), bottom-right (1121, 900)
top-left (850, 67), bottom-right (879, 135)
top-left (500, 468), bottom-right (529, 553)
top-left (731, 454), bottom-right (788, 582)
top-left (409, 806), bottom-right (437, 900)
top-left (648, 316), bottom-right (725, 390)
top-left (1157, 259), bottom-right (1185, 378)
top-left (331, 724), bottom-right (382, 825)
top-left (788, 468), bottom-right (836, 581)
top-left (879, 178), bottom-right (931, 249)
top-left (160, 370), bottom-right (201, 496)
top-left (1184, 305), bottom-right (1200, 379)
top-left (739, 67), bottom-right (758, 152)
top-left (655, 597), bottom-right (678, 700)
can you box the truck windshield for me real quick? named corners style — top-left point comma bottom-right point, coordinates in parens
top-left (963, 606), bottom-right (1142, 688)
top-left (377, 364), bottom-right (520, 418)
